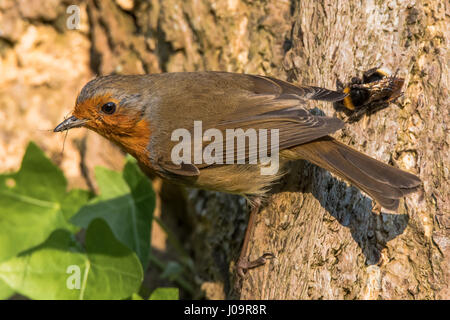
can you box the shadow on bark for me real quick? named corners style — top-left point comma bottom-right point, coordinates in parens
top-left (275, 161), bottom-right (409, 266)
top-left (156, 159), bottom-right (410, 298)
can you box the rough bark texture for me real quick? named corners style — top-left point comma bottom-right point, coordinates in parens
top-left (1, 0), bottom-right (448, 299)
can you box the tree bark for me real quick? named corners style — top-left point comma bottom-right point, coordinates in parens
top-left (86, 0), bottom-right (447, 299)
top-left (2, 0), bottom-right (447, 299)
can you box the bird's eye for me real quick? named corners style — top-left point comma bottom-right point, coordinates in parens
top-left (101, 102), bottom-right (116, 114)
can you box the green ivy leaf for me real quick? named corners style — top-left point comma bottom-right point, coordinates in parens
top-left (149, 288), bottom-right (179, 300)
top-left (0, 219), bottom-right (143, 300)
top-left (0, 142), bottom-right (90, 263)
top-left (71, 160), bottom-right (155, 268)
top-left (0, 279), bottom-right (14, 300)
top-left (131, 293), bottom-right (144, 300)
top-left (60, 189), bottom-right (92, 232)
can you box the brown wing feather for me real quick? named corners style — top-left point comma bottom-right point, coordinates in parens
top-left (147, 72), bottom-right (345, 175)
top-left (257, 75), bottom-right (348, 102)
top-left (205, 106), bottom-right (344, 165)
top-left (196, 74), bottom-right (345, 167)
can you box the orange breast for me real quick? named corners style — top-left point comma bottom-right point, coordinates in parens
top-left (73, 94), bottom-right (154, 171)
top-left (112, 117), bottom-right (154, 170)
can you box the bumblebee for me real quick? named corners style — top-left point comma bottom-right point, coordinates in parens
top-left (335, 68), bottom-right (405, 122)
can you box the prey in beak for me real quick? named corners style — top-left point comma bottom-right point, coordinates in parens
top-left (54, 115), bottom-right (87, 132)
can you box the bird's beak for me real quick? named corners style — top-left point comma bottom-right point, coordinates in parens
top-left (53, 115), bottom-right (87, 132)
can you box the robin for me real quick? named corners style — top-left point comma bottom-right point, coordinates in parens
top-left (54, 72), bottom-right (421, 276)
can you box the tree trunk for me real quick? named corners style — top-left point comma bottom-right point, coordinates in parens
top-left (128, 0), bottom-right (445, 300)
top-left (1, 0), bottom-right (447, 299)
top-left (88, 0), bottom-right (448, 299)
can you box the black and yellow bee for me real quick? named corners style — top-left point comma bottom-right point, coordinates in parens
top-left (335, 68), bottom-right (405, 122)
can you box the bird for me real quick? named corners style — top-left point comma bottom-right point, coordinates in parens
top-left (54, 71), bottom-right (421, 276)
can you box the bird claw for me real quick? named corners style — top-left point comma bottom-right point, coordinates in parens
top-left (372, 202), bottom-right (382, 214)
top-left (236, 252), bottom-right (275, 278)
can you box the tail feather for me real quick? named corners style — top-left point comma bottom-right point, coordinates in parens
top-left (287, 137), bottom-right (421, 211)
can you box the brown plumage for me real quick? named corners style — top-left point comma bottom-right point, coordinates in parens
top-left (55, 71), bottom-right (420, 210)
top-left (54, 71), bottom-right (421, 274)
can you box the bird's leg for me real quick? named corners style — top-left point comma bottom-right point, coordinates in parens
top-left (371, 201), bottom-right (382, 214)
top-left (236, 198), bottom-right (274, 278)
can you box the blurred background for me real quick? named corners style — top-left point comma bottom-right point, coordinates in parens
top-left (0, 0), bottom-right (448, 299)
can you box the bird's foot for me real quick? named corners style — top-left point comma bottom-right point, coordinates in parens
top-left (372, 202), bottom-right (382, 214)
top-left (236, 252), bottom-right (275, 278)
